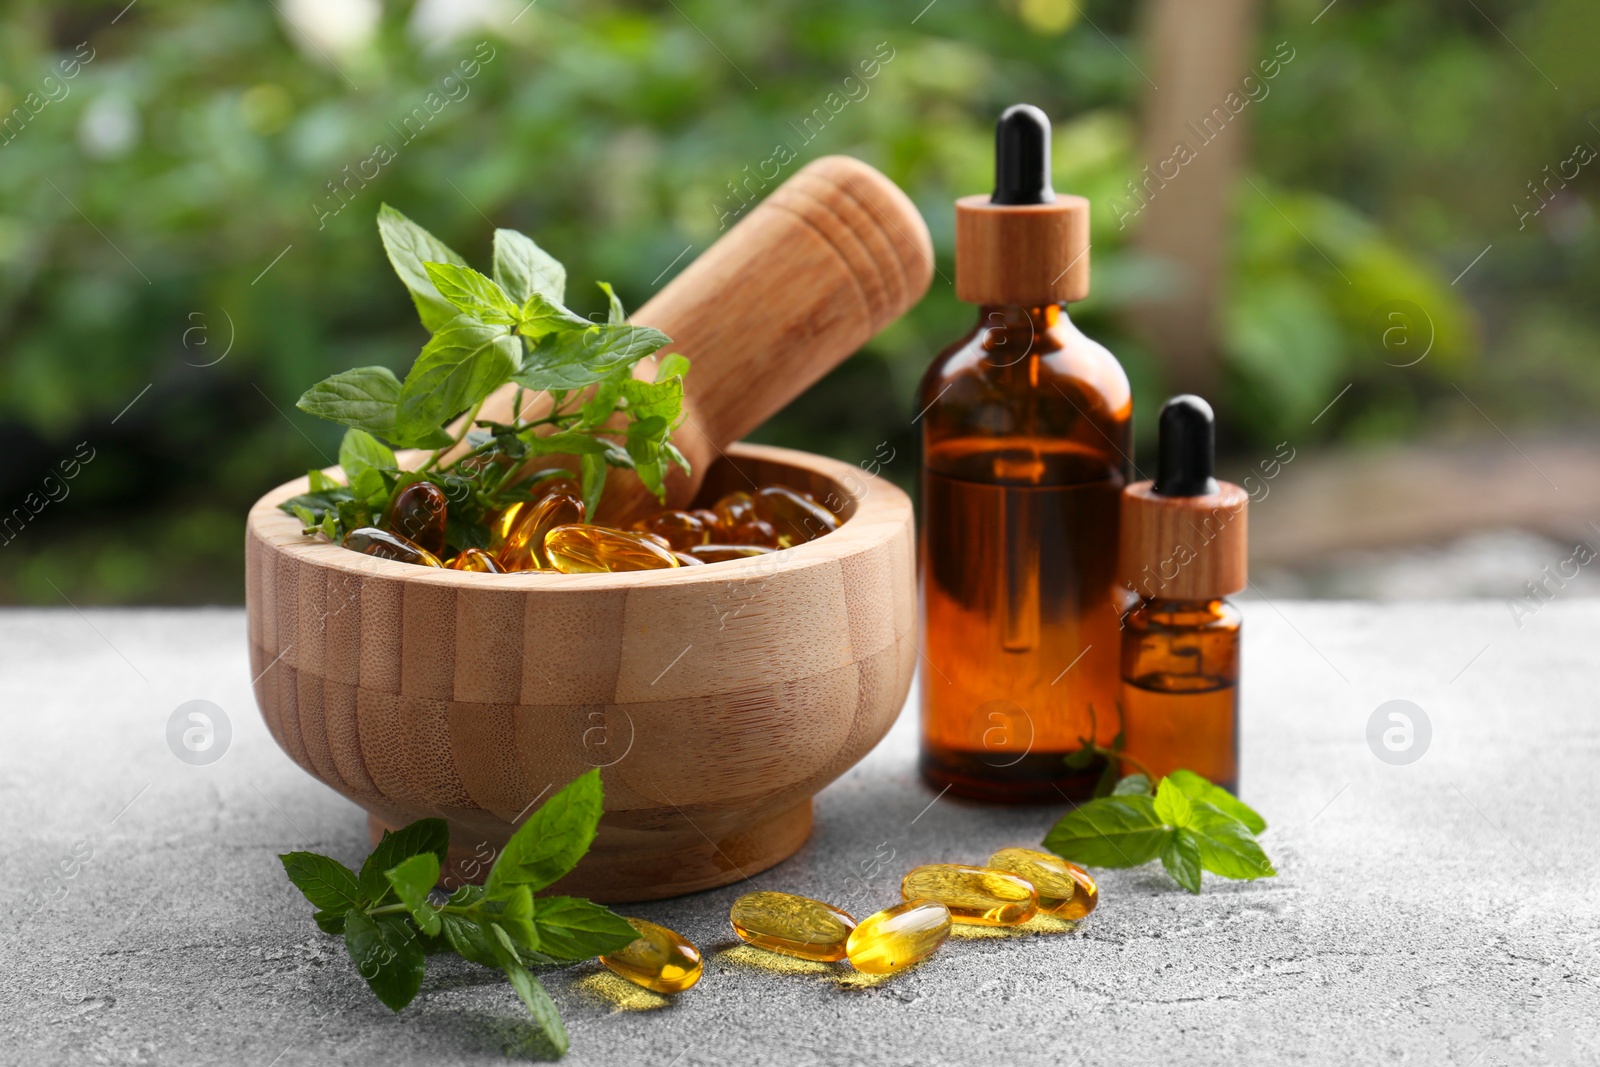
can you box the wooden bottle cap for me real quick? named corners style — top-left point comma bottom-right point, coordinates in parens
top-left (955, 193), bottom-right (1091, 306)
top-left (1118, 480), bottom-right (1248, 601)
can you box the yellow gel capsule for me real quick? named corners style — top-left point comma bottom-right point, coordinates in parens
top-left (446, 547), bottom-right (501, 572)
top-left (729, 891), bottom-right (857, 962)
top-left (987, 848), bottom-right (1099, 920)
top-left (899, 864), bottom-right (1038, 926)
top-left (544, 525), bottom-right (679, 573)
top-left (598, 918), bottom-right (702, 994)
top-left (845, 899), bottom-right (951, 974)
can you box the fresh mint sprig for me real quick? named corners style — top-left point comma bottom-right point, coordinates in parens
top-left (279, 770), bottom-right (638, 1057)
top-left (281, 205), bottom-right (690, 551)
top-left (1045, 755), bottom-right (1275, 895)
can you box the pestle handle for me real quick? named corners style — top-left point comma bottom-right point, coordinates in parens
top-left (633, 155), bottom-right (934, 499)
top-left (472, 155), bottom-right (934, 522)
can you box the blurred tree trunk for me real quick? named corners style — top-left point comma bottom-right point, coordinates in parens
top-left (1130, 0), bottom-right (1260, 398)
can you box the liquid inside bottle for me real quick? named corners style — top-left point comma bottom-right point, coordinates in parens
top-left (919, 303), bottom-right (1131, 802)
top-left (1119, 597), bottom-right (1241, 791)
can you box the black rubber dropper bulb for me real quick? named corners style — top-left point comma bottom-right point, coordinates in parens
top-left (1154, 395), bottom-right (1220, 497)
top-left (992, 104), bottom-right (1056, 206)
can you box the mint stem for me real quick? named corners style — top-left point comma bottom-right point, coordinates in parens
top-left (418, 395), bottom-right (488, 473)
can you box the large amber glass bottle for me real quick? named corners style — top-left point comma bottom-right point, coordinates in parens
top-left (918, 105), bottom-right (1132, 802)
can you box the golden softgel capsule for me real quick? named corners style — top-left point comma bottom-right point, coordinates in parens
top-left (900, 864), bottom-right (1038, 926)
top-left (845, 899), bottom-right (952, 974)
top-left (729, 891), bottom-right (856, 962)
top-left (342, 527), bottom-right (442, 567)
top-left (987, 848), bottom-right (1099, 920)
top-left (544, 525), bottom-right (679, 573)
top-left (598, 918), bottom-right (702, 994)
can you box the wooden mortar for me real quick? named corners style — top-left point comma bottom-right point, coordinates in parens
top-left (245, 444), bottom-right (914, 901)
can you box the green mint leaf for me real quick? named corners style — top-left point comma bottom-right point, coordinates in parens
top-left (297, 366), bottom-right (450, 448)
top-left (1042, 795), bottom-right (1171, 868)
top-left (597, 280), bottom-right (627, 324)
top-left (664, 441), bottom-right (691, 475)
top-left (1189, 804), bottom-right (1276, 881)
top-left (424, 261), bottom-right (521, 326)
top-left (1111, 773), bottom-right (1153, 796)
top-left (530, 897), bottom-right (639, 961)
top-left (521, 430), bottom-right (616, 457)
top-left (1063, 744), bottom-right (1097, 770)
top-left (577, 378), bottom-right (626, 430)
top-left (579, 452), bottom-right (607, 518)
top-left (489, 923), bottom-right (569, 1057)
top-left (1161, 829), bottom-right (1204, 894)
top-left (358, 818), bottom-right (449, 904)
top-left (313, 909), bottom-right (347, 935)
top-left (1093, 757), bottom-right (1121, 798)
top-left (440, 913), bottom-right (500, 968)
top-left (1168, 769), bottom-right (1267, 833)
top-left (339, 428), bottom-right (396, 502)
top-left (493, 228), bottom-right (566, 306)
top-left (280, 852), bottom-right (362, 912)
top-left (517, 293), bottom-right (596, 340)
top-left (378, 204), bottom-right (469, 332)
top-left (511, 322), bottom-right (671, 391)
top-left (620, 377), bottom-right (684, 424)
top-left (1152, 776), bottom-right (1197, 827)
top-left (343, 909), bottom-right (426, 1012)
top-left (654, 352), bottom-right (690, 383)
top-left (307, 468), bottom-right (340, 493)
top-left (397, 315), bottom-right (520, 432)
top-left (484, 769), bottom-right (604, 898)
top-left (384, 854), bottom-right (442, 936)
top-left (624, 415), bottom-right (671, 500)
top-left (288, 503), bottom-right (318, 532)
top-left (489, 884), bottom-right (540, 953)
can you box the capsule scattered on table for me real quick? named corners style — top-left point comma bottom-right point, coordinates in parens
top-left (343, 527), bottom-right (443, 567)
top-left (987, 848), bottom-right (1098, 919)
top-left (729, 891), bottom-right (857, 962)
top-left (544, 525), bottom-right (679, 573)
top-left (845, 899), bottom-right (952, 974)
top-left (900, 864), bottom-right (1038, 926)
top-left (599, 918), bottom-right (703, 993)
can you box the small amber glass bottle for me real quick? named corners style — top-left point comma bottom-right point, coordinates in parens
top-left (1117, 396), bottom-right (1248, 791)
top-left (919, 105), bottom-right (1132, 803)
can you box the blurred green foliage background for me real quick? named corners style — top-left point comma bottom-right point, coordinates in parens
top-left (1, 0), bottom-right (1596, 603)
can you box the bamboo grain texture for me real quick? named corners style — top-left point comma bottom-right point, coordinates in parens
top-left (246, 443), bottom-right (916, 901)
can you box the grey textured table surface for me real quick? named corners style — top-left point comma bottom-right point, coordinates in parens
top-left (2, 603), bottom-right (1594, 1066)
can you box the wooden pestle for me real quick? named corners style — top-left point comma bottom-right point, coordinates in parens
top-left (470, 155), bottom-right (934, 524)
